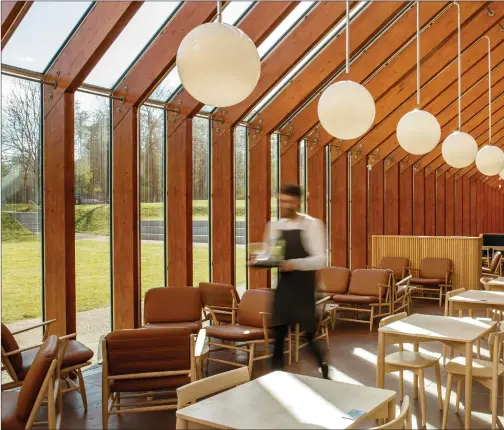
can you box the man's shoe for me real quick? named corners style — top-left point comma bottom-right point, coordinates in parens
top-left (321, 363), bottom-right (329, 379)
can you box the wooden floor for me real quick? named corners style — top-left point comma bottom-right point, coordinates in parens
top-left (40, 302), bottom-right (503, 429)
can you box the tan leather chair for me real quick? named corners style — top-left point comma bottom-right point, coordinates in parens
top-left (316, 267), bottom-right (351, 298)
top-left (374, 257), bottom-right (409, 282)
top-left (143, 287), bottom-right (202, 333)
top-left (331, 269), bottom-right (393, 331)
top-left (102, 327), bottom-right (201, 430)
top-left (2, 335), bottom-right (63, 430)
top-left (205, 289), bottom-right (289, 377)
top-left (1, 322), bottom-right (93, 409)
top-left (408, 258), bottom-right (453, 306)
top-left (199, 282), bottom-right (240, 325)
top-left (482, 251), bottom-right (502, 276)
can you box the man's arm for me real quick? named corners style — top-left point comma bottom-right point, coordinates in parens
top-left (289, 218), bottom-right (326, 271)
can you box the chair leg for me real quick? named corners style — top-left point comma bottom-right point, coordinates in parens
top-left (288, 326), bottom-right (292, 366)
top-left (455, 380), bottom-right (462, 414)
top-left (413, 371), bottom-right (418, 400)
top-left (324, 325), bottom-right (330, 348)
top-left (102, 385), bottom-right (109, 430)
top-left (76, 368), bottom-right (88, 410)
top-left (476, 339), bottom-right (481, 359)
top-left (439, 287), bottom-right (443, 307)
top-left (442, 373), bottom-right (453, 430)
top-left (399, 370), bottom-right (404, 400)
top-left (418, 369), bottom-right (426, 427)
top-left (435, 362), bottom-right (443, 410)
top-left (295, 324), bottom-right (300, 364)
top-left (248, 344), bottom-right (255, 378)
top-left (369, 307), bottom-right (374, 332)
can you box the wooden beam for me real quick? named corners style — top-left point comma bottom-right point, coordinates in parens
top-left (436, 172), bottom-right (446, 236)
top-left (462, 175), bottom-right (471, 236)
top-left (1, 1), bottom-right (31, 49)
top-left (351, 159), bottom-right (367, 269)
top-left (399, 164), bottom-right (413, 235)
top-left (307, 148), bottom-right (326, 222)
top-left (425, 172), bottom-right (436, 236)
top-left (470, 176), bottom-right (478, 236)
top-left (368, 160), bottom-right (384, 264)
top-left (413, 168), bottom-right (425, 236)
top-left (331, 152), bottom-right (348, 267)
top-left (384, 162), bottom-right (399, 235)
top-left (42, 2), bottom-right (141, 336)
top-left (446, 174), bottom-right (455, 236)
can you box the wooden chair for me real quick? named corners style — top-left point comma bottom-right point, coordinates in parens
top-left (143, 287), bottom-right (202, 333)
top-left (369, 257), bottom-right (410, 283)
top-left (102, 327), bottom-right (204, 430)
top-left (205, 289), bottom-right (291, 377)
top-left (393, 275), bottom-right (413, 315)
top-left (379, 313), bottom-right (443, 428)
top-left (482, 276), bottom-right (503, 291)
top-left (199, 282), bottom-right (240, 325)
top-left (442, 288), bottom-right (466, 365)
top-left (331, 269), bottom-right (394, 331)
top-left (482, 251), bottom-right (503, 277)
top-left (442, 323), bottom-right (504, 429)
top-left (1, 321), bottom-right (93, 409)
top-left (317, 266), bottom-right (351, 299)
top-left (293, 296), bottom-right (331, 363)
top-left (2, 335), bottom-right (64, 430)
top-left (408, 258), bottom-right (453, 306)
top-left (371, 396), bottom-right (412, 430)
top-left (176, 367), bottom-right (250, 429)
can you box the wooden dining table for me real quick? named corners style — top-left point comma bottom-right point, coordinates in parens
top-left (177, 371), bottom-right (397, 429)
top-left (486, 277), bottom-right (504, 290)
top-left (377, 313), bottom-right (497, 430)
top-left (448, 289), bottom-right (504, 315)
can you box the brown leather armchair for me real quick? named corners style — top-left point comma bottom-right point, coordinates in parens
top-left (2, 335), bottom-right (63, 430)
top-left (102, 327), bottom-right (201, 430)
top-left (331, 269), bottom-right (394, 331)
top-left (482, 251), bottom-right (502, 276)
top-left (1, 321), bottom-right (93, 409)
top-left (199, 282), bottom-right (240, 325)
top-left (374, 257), bottom-right (409, 282)
top-left (205, 289), bottom-right (287, 377)
top-left (317, 266), bottom-right (351, 298)
top-left (408, 258), bottom-right (453, 306)
top-left (143, 287), bottom-right (202, 333)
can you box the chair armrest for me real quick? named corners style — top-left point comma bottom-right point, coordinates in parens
top-left (378, 283), bottom-right (391, 289)
top-left (11, 319), bottom-right (56, 336)
top-left (396, 275), bottom-right (413, 287)
top-left (194, 329), bottom-right (206, 358)
top-left (204, 305), bottom-right (239, 311)
top-left (59, 333), bottom-right (77, 341)
top-left (315, 296), bottom-right (330, 306)
top-left (2, 343), bottom-right (43, 357)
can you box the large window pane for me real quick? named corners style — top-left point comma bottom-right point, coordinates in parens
top-left (192, 117), bottom-right (210, 286)
top-left (74, 91), bottom-right (111, 363)
top-left (2, 2), bottom-right (92, 72)
top-left (139, 105), bottom-right (165, 313)
top-left (235, 126), bottom-right (247, 294)
top-left (85, 2), bottom-right (181, 88)
top-left (1, 76), bottom-right (43, 353)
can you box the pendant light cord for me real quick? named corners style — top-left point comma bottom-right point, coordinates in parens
top-left (483, 36), bottom-right (491, 144)
top-left (346, 0), bottom-right (350, 74)
top-left (416, 0), bottom-right (420, 107)
top-left (217, 0), bottom-right (222, 23)
top-left (454, 2), bottom-right (461, 131)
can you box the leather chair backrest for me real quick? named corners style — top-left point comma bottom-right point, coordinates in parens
top-left (378, 257), bottom-right (409, 281)
top-left (105, 327), bottom-right (191, 376)
top-left (16, 335), bottom-right (58, 422)
top-left (237, 290), bottom-right (273, 328)
top-left (348, 269), bottom-right (390, 297)
top-left (199, 282), bottom-right (240, 308)
top-left (419, 258), bottom-right (452, 279)
top-left (317, 267), bottom-right (351, 294)
top-left (1, 323), bottom-right (22, 374)
top-left (490, 251), bottom-right (502, 272)
top-left (144, 287), bottom-right (201, 324)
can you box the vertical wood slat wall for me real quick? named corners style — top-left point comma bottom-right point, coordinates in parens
top-left (372, 235), bottom-right (482, 291)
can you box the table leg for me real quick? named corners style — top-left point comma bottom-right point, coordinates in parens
top-left (465, 342), bottom-right (473, 429)
top-left (387, 398), bottom-right (396, 423)
top-left (377, 332), bottom-right (385, 388)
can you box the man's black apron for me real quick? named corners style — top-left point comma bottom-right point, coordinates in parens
top-left (272, 227), bottom-right (317, 333)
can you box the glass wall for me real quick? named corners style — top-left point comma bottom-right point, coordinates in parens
top-left (74, 91), bottom-right (111, 363)
top-left (1, 75), bottom-right (43, 349)
top-left (139, 105), bottom-right (165, 313)
top-left (271, 134), bottom-right (280, 288)
top-left (192, 116), bottom-right (211, 285)
top-left (235, 126), bottom-right (247, 293)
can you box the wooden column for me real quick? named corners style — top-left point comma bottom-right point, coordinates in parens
top-left (167, 118), bottom-right (193, 288)
top-left (399, 165), bottom-right (413, 235)
top-left (384, 163), bottom-right (399, 235)
top-left (470, 177), bottom-right (478, 236)
top-left (454, 175), bottom-right (463, 236)
top-left (368, 160), bottom-right (384, 265)
top-left (307, 148), bottom-right (326, 222)
top-left (425, 172), bottom-right (436, 236)
top-left (351, 159), bottom-right (367, 269)
top-left (477, 181), bottom-right (484, 235)
top-left (211, 128), bottom-right (234, 285)
top-left (248, 135), bottom-right (271, 289)
top-left (331, 153), bottom-right (348, 267)
top-left (463, 176), bottom-right (471, 236)
top-left (446, 174), bottom-right (455, 236)
top-left (413, 168), bottom-right (425, 236)
top-left (44, 92), bottom-right (76, 336)
top-left (436, 171), bottom-right (446, 236)
top-left (280, 143), bottom-right (299, 187)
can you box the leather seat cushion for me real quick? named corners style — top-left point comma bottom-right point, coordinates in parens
top-left (206, 325), bottom-right (271, 341)
top-left (331, 294), bottom-right (379, 304)
top-left (144, 322), bottom-right (201, 334)
top-left (410, 277), bottom-right (445, 286)
top-left (482, 267), bottom-right (494, 275)
top-left (1, 391), bottom-right (25, 430)
top-left (110, 374), bottom-right (190, 393)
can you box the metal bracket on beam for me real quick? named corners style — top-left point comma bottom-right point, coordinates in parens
top-left (43, 79), bottom-right (57, 89)
top-left (385, 154), bottom-right (394, 165)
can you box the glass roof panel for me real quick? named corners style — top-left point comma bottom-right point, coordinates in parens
top-left (85, 2), bottom-right (181, 89)
top-left (150, 1), bottom-right (254, 102)
top-left (245, 1), bottom-right (369, 122)
top-left (2, 2), bottom-right (92, 73)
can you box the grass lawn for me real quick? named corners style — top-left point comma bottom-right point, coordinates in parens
top-left (2, 239), bottom-right (247, 324)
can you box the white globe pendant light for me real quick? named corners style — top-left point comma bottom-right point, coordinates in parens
top-left (397, 0), bottom-right (440, 155)
top-left (475, 37), bottom-right (504, 176)
top-left (499, 168), bottom-right (504, 180)
top-left (317, 1), bottom-right (375, 140)
top-left (176, 1), bottom-right (260, 107)
top-left (441, 4), bottom-right (477, 168)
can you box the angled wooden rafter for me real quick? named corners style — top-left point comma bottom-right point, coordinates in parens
top-left (1, 1), bottom-right (31, 49)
